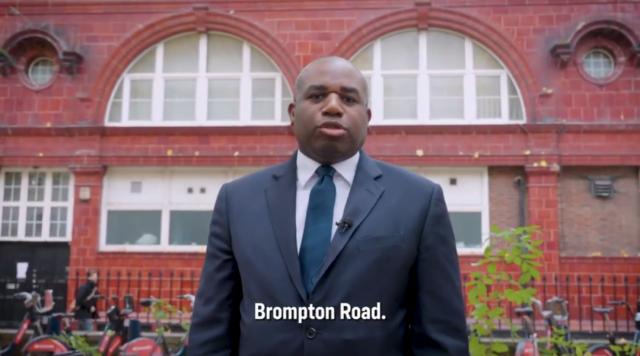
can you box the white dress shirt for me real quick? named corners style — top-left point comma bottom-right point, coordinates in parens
top-left (295, 150), bottom-right (360, 253)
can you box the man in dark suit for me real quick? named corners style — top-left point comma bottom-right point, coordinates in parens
top-left (189, 56), bottom-right (470, 356)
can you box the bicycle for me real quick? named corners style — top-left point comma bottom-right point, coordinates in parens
top-left (539, 296), bottom-right (572, 355)
top-left (1, 291), bottom-right (51, 356)
top-left (514, 302), bottom-right (539, 356)
top-left (586, 298), bottom-right (640, 356)
top-left (98, 294), bottom-right (144, 356)
top-left (21, 289), bottom-right (87, 356)
top-left (119, 294), bottom-right (195, 356)
top-left (514, 296), bottom-right (572, 356)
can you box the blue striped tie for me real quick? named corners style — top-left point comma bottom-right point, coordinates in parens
top-left (299, 165), bottom-right (336, 295)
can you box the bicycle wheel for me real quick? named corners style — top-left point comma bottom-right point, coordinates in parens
top-left (585, 344), bottom-right (616, 356)
top-left (514, 340), bottom-right (538, 356)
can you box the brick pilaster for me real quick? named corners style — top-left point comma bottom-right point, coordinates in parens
top-left (525, 164), bottom-right (561, 274)
top-left (67, 165), bottom-right (106, 303)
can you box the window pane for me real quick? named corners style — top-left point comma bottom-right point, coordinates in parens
top-left (351, 44), bottom-right (373, 71)
top-left (383, 77), bottom-right (417, 120)
top-left (163, 33), bottom-right (199, 73)
top-left (450, 212), bottom-right (482, 249)
top-left (381, 31), bottom-right (419, 71)
top-left (51, 172), bottom-right (70, 202)
top-left (429, 76), bottom-right (464, 119)
top-left (508, 77), bottom-right (524, 121)
top-left (252, 78), bottom-right (275, 120)
top-left (3, 172), bottom-right (21, 202)
top-left (129, 48), bottom-right (156, 73)
top-left (25, 207), bottom-right (43, 237)
top-left (49, 207), bottom-right (67, 238)
top-left (27, 172), bottom-right (46, 202)
top-left (108, 81), bottom-right (124, 123)
top-left (1, 207), bottom-right (19, 237)
top-left (207, 34), bottom-right (243, 73)
top-left (208, 79), bottom-right (241, 121)
top-left (364, 76), bottom-right (371, 108)
top-left (476, 76), bottom-right (501, 119)
top-left (106, 210), bottom-right (161, 245)
top-left (164, 79), bottom-right (196, 121)
top-left (169, 211), bottom-right (210, 245)
top-left (129, 80), bottom-right (153, 121)
top-left (473, 43), bottom-right (502, 70)
top-left (281, 77), bottom-right (293, 122)
top-left (427, 31), bottom-right (465, 70)
top-left (250, 47), bottom-right (278, 72)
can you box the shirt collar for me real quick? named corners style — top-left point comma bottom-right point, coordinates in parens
top-left (296, 150), bottom-right (360, 188)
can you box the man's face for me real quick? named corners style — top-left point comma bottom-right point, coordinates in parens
top-left (89, 272), bottom-right (98, 283)
top-left (289, 59), bottom-right (371, 165)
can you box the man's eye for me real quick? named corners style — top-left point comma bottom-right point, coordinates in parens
top-left (309, 94), bottom-right (323, 100)
top-left (344, 97), bottom-right (356, 103)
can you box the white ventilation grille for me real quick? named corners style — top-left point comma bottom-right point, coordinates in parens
top-left (130, 181), bottom-right (142, 193)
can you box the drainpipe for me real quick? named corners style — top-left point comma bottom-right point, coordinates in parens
top-left (514, 176), bottom-right (528, 254)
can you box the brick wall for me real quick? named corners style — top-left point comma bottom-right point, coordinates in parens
top-left (1, 0), bottom-right (640, 318)
top-left (559, 167), bottom-right (640, 257)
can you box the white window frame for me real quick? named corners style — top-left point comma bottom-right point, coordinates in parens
top-left (407, 166), bottom-right (489, 254)
top-left (355, 29), bottom-right (526, 125)
top-left (99, 166), bottom-right (264, 252)
top-left (104, 32), bottom-right (292, 127)
top-left (0, 168), bottom-right (75, 242)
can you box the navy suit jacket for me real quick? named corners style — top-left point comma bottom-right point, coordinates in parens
top-left (189, 150), bottom-right (470, 356)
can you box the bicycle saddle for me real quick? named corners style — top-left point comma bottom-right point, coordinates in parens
top-left (593, 307), bottom-right (614, 313)
top-left (515, 307), bottom-right (534, 317)
top-left (139, 298), bottom-right (153, 308)
top-left (35, 305), bottom-right (56, 316)
top-left (120, 308), bottom-right (133, 316)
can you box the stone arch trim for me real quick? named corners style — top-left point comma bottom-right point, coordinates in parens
top-left (91, 9), bottom-right (300, 124)
top-left (332, 7), bottom-right (539, 123)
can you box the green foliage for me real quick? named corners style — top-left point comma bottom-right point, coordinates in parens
top-left (56, 332), bottom-right (101, 356)
top-left (143, 298), bottom-right (178, 335)
top-left (466, 225), bottom-right (594, 356)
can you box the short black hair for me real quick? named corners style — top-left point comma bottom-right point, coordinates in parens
top-left (294, 56), bottom-right (369, 107)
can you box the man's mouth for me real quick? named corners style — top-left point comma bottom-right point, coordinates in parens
top-left (317, 121), bottom-right (347, 137)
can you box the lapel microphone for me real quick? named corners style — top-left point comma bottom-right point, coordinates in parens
top-left (336, 217), bottom-right (354, 233)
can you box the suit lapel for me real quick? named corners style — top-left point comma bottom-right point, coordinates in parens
top-left (316, 151), bottom-right (384, 284)
top-left (265, 153), bottom-right (307, 302)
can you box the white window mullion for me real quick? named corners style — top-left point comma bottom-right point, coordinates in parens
top-left (152, 44), bottom-right (164, 123)
top-left (122, 78), bottom-right (131, 123)
top-left (371, 39), bottom-right (383, 123)
top-left (17, 173), bottom-right (27, 239)
top-left (41, 172), bottom-right (52, 239)
top-left (240, 43), bottom-right (251, 123)
top-left (418, 31), bottom-right (428, 123)
top-left (196, 34), bottom-right (208, 123)
top-left (275, 75), bottom-right (282, 122)
top-left (160, 169), bottom-right (170, 247)
top-left (500, 72), bottom-right (508, 121)
top-left (463, 39), bottom-right (475, 123)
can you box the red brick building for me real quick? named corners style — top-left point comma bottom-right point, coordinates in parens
top-left (1, 0), bottom-right (639, 314)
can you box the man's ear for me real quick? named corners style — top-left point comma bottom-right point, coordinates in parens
top-left (288, 102), bottom-right (296, 126)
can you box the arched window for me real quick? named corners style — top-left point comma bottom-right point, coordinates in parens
top-left (105, 32), bottom-right (292, 126)
top-left (350, 29), bottom-right (526, 124)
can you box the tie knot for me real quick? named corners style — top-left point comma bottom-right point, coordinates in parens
top-left (316, 165), bottom-right (336, 178)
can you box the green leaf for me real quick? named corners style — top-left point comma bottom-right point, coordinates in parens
top-left (490, 342), bottom-right (509, 353)
top-left (518, 273), bottom-right (532, 284)
top-left (487, 263), bottom-right (496, 274)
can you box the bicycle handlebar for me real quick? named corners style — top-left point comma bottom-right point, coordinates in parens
top-left (177, 294), bottom-right (196, 307)
top-left (14, 292), bottom-right (34, 303)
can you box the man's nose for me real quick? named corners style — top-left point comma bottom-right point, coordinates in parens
top-left (322, 93), bottom-right (343, 117)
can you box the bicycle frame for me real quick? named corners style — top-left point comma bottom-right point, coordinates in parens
top-left (100, 294), bottom-right (144, 356)
top-left (119, 294), bottom-right (195, 356)
top-left (20, 290), bottom-right (73, 354)
top-left (0, 294), bottom-right (35, 356)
